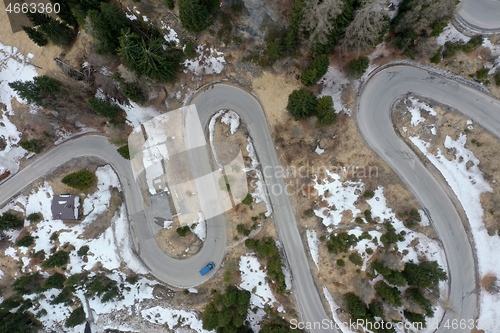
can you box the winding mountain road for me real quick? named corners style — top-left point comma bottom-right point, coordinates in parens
top-left (358, 64), bottom-right (500, 332)
top-left (1, 2), bottom-right (499, 332)
top-left (456, 0), bottom-right (500, 34)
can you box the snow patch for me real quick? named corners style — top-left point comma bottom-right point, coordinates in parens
top-left (141, 306), bottom-right (207, 332)
top-left (184, 45), bottom-right (225, 76)
top-left (306, 229), bottom-right (320, 270)
top-left (319, 67), bottom-right (351, 115)
top-left (409, 133), bottom-right (498, 329)
top-left (239, 255), bottom-right (278, 309)
top-left (436, 23), bottom-right (471, 46)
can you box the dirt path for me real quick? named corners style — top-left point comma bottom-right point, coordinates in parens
top-left (0, 7), bottom-right (61, 76)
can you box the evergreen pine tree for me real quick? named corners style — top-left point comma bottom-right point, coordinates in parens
top-left (26, 12), bottom-right (52, 26)
top-left (8, 80), bottom-right (40, 104)
top-left (286, 88), bottom-right (318, 120)
top-left (89, 3), bottom-right (131, 54)
top-left (315, 95), bottom-right (336, 125)
top-left (39, 18), bottom-right (75, 47)
top-left (50, 0), bottom-right (78, 27)
top-left (118, 31), bottom-right (181, 83)
top-left (22, 26), bottom-right (48, 46)
top-left (71, 0), bottom-right (100, 27)
top-left (178, 0), bottom-right (213, 32)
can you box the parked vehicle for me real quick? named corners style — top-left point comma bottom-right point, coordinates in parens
top-left (199, 262), bottom-right (215, 276)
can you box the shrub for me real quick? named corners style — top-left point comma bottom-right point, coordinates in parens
top-left (347, 56), bottom-right (369, 77)
top-left (315, 95), bottom-right (336, 125)
top-left (19, 139), bottom-right (44, 154)
top-left (326, 232), bottom-right (358, 254)
top-left (403, 261), bottom-right (447, 288)
top-left (77, 245), bottom-right (89, 257)
top-left (16, 235), bottom-right (35, 247)
top-left (442, 41), bottom-right (464, 58)
top-left (51, 286), bottom-right (73, 305)
top-left (363, 209), bottom-right (372, 222)
top-left (406, 287), bottom-right (434, 316)
top-left (362, 190), bottom-right (374, 199)
top-left (348, 252), bottom-right (363, 266)
top-left (0, 212), bottom-right (24, 231)
top-left (121, 81), bottom-right (147, 104)
top-left (244, 237), bottom-right (286, 293)
top-left (184, 41), bottom-right (197, 58)
top-left (0, 310), bottom-right (40, 333)
top-left (165, 0), bottom-right (175, 9)
top-left (13, 273), bottom-right (43, 295)
top-left (404, 310), bottom-right (426, 326)
top-left (343, 292), bottom-right (367, 319)
top-left (462, 35), bottom-right (483, 53)
top-left (259, 29), bottom-right (286, 66)
top-left (241, 193), bottom-right (253, 205)
top-left (65, 273), bottom-right (85, 289)
top-left (495, 70), bottom-right (500, 86)
top-left (402, 209), bottom-right (421, 228)
top-left (430, 46), bottom-right (442, 64)
top-left (126, 275), bottom-right (139, 284)
top-left (475, 67), bottom-right (489, 80)
top-left (372, 260), bottom-right (407, 287)
top-left (32, 250), bottom-right (45, 260)
top-left (50, 232), bottom-right (59, 241)
top-left (42, 250), bottom-right (69, 268)
top-left (287, 88), bottom-right (317, 120)
top-left (202, 285), bottom-right (251, 331)
top-left (336, 258), bottom-right (345, 267)
top-left (176, 225), bottom-right (191, 236)
top-left (430, 18), bottom-right (449, 37)
top-left (62, 169), bottom-right (96, 191)
top-left (374, 281), bottom-right (402, 306)
top-left (380, 222), bottom-right (404, 246)
top-left (65, 306), bottom-right (86, 327)
top-left (87, 97), bottom-right (124, 123)
top-left (27, 213), bottom-right (42, 222)
top-left (368, 300), bottom-right (384, 318)
top-left (117, 145), bottom-right (130, 160)
top-left (0, 296), bottom-right (22, 310)
top-left (42, 273), bottom-right (66, 290)
top-left (301, 54), bottom-right (329, 86)
top-left (236, 224), bottom-right (251, 236)
top-left (87, 274), bottom-right (120, 302)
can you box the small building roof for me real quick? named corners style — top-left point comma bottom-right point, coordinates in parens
top-left (51, 194), bottom-right (80, 220)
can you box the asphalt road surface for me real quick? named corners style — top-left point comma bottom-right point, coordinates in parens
top-left (358, 64), bottom-right (500, 332)
top-left (0, 75), bottom-right (498, 332)
top-left (1, 2), bottom-right (499, 329)
top-left (456, 0), bottom-right (500, 33)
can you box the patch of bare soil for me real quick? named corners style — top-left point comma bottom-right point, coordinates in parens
top-left (393, 96), bottom-right (500, 235)
top-left (0, 8), bottom-right (61, 77)
top-left (415, 36), bottom-right (500, 100)
top-left (250, 61), bottom-right (448, 316)
top-left (154, 226), bottom-right (202, 259)
top-left (210, 114), bottom-right (269, 246)
top-left (252, 71), bottom-right (302, 131)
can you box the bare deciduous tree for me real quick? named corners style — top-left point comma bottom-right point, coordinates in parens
top-left (301, 0), bottom-right (345, 45)
top-left (341, 1), bottom-right (388, 53)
